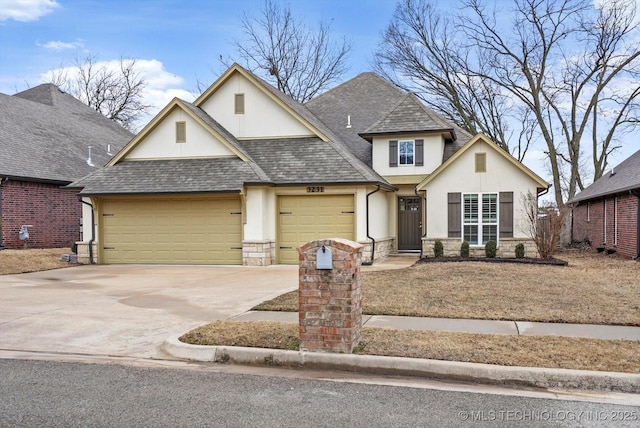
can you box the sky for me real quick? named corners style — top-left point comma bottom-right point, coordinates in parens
top-left (1, 0), bottom-right (639, 195)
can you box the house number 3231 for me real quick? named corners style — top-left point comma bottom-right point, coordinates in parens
top-left (307, 186), bottom-right (325, 193)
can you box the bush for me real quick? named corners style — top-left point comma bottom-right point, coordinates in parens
top-left (515, 243), bottom-right (525, 258)
top-left (433, 240), bottom-right (444, 257)
top-left (460, 241), bottom-right (469, 257)
top-left (485, 240), bottom-right (497, 258)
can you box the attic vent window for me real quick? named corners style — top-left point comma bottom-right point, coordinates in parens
top-left (475, 153), bottom-right (486, 173)
top-left (176, 121), bottom-right (186, 143)
top-left (235, 93), bottom-right (245, 114)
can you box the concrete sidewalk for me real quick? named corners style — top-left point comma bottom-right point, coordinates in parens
top-left (232, 311), bottom-right (640, 341)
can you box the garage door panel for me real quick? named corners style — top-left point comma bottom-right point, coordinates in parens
top-left (101, 197), bottom-right (242, 264)
top-left (278, 195), bottom-right (354, 264)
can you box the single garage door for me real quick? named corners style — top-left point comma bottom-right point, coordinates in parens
top-left (100, 197), bottom-right (242, 264)
top-left (278, 195), bottom-right (354, 264)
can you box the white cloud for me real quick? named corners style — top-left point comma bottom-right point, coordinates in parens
top-left (0, 0), bottom-right (59, 22)
top-left (41, 58), bottom-right (195, 131)
top-left (38, 40), bottom-right (84, 51)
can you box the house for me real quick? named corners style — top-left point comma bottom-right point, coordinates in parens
top-left (67, 64), bottom-right (548, 265)
top-left (568, 149), bottom-right (640, 259)
top-left (0, 84), bottom-right (132, 249)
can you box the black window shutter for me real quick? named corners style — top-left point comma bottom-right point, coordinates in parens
top-left (415, 139), bottom-right (424, 166)
top-left (448, 193), bottom-right (461, 238)
top-left (389, 140), bottom-right (398, 167)
top-left (499, 192), bottom-right (514, 238)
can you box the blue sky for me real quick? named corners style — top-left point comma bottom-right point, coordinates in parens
top-left (0, 0), bottom-right (396, 97)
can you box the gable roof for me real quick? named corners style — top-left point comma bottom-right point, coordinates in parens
top-left (306, 72), bottom-right (406, 166)
top-left (361, 93), bottom-right (455, 139)
top-left (417, 133), bottom-right (548, 190)
top-left (107, 98), bottom-right (254, 165)
top-left (67, 158), bottom-right (267, 196)
top-left (568, 148), bottom-right (640, 203)
top-left (0, 84), bottom-right (133, 184)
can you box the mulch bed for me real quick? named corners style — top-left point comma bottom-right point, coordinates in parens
top-left (416, 256), bottom-right (568, 266)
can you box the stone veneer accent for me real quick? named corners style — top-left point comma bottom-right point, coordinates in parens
top-left (422, 238), bottom-right (539, 258)
top-left (75, 241), bottom-right (97, 264)
top-left (242, 240), bottom-right (275, 266)
top-left (298, 238), bottom-right (363, 353)
top-left (359, 237), bottom-right (395, 264)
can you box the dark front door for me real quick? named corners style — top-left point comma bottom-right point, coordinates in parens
top-left (398, 196), bottom-right (422, 251)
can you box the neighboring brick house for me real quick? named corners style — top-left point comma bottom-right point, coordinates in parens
top-left (0, 84), bottom-right (132, 249)
top-left (568, 149), bottom-right (640, 259)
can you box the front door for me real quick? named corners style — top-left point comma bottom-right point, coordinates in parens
top-left (398, 196), bottom-right (422, 251)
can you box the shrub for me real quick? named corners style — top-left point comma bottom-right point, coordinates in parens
top-left (433, 240), bottom-right (444, 257)
top-left (485, 240), bottom-right (497, 258)
top-left (515, 243), bottom-right (525, 258)
top-left (460, 240), bottom-right (469, 257)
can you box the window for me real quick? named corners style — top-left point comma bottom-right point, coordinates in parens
top-left (399, 140), bottom-right (414, 165)
top-left (234, 93), bottom-right (245, 114)
top-left (175, 121), bottom-right (186, 143)
top-left (463, 193), bottom-right (497, 245)
top-left (475, 153), bottom-right (486, 173)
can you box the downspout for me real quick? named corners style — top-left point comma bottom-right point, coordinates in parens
top-left (414, 187), bottom-right (427, 259)
top-left (361, 185), bottom-right (381, 266)
top-left (80, 199), bottom-right (96, 264)
top-left (631, 189), bottom-right (640, 260)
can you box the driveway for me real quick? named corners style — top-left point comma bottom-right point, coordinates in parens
top-left (0, 264), bottom-right (298, 359)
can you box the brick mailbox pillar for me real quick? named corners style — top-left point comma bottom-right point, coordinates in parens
top-left (298, 238), bottom-right (363, 353)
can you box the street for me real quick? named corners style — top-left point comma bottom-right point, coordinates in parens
top-left (1, 356), bottom-right (638, 428)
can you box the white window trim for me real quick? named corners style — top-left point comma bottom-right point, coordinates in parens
top-left (462, 192), bottom-right (499, 247)
top-left (398, 140), bottom-right (415, 166)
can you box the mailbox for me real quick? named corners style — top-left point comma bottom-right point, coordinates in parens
top-left (316, 245), bottom-right (333, 269)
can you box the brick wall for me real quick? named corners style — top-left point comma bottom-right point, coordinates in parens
top-left (572, 193), bottom-right (638, 259)
top-left (0, 179), bottom-right (81, 249)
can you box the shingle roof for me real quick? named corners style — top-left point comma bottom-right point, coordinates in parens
top-left (306, 72), bottom-right (406, 166)
top-left (568, 148), bottom-right (640, 203)
top-left (68, 158), bottom-right (266, 196)
top-left (362, 93), bottom-right (454, 135)
top-left (243, 68), bottom-right (388, 185)
top-left (305, 72), bottom-right (472, 164)
top-left (0, 84), bottom-right (133, 183)
top-left (239, 137), bottom-right (380, 185)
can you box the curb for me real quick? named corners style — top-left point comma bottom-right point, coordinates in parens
top-left (162, 336), bottom-right (640, 394)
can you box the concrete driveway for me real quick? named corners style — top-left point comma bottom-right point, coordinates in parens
top-left (0, 264), bottom-right (298, 359)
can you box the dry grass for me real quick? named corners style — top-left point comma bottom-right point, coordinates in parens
top-left (0, 248), bottom-right (72, 275)
top-left (181, 320), bottom-right (640, 373)
top-left (253, 250), bottom-right (640, 326)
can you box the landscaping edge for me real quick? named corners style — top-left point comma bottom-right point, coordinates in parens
top-left (162, 336), bottom-right (640, 394)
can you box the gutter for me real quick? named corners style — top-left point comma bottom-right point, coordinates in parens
top-left (414, 187), bottom-right (427, 259)
top-left (80, 198), bottom-right (96, 264)
top-left (362, 185), bottom-right (381, 266)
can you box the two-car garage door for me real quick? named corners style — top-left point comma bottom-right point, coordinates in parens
top-left (100, 197), bottom-right (242, 264)
top-left (98, 194), bottom-right (354, 265)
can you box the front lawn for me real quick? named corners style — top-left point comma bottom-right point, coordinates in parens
top-left (253, 250), bottom-right (640, 326)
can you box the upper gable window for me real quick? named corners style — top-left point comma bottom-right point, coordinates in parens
top-left (475, 152), bottom-right (486, 173)
top-left (399, 140), bottom-right (414, 165)
top-left (175, 121), bottom-right (186, 143)
top-left (234, 93), bottom-right (245, 114)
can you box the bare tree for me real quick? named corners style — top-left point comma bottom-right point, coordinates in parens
top-left (47, 56), bottom-right (150, 131)
top-left (374, 0), bottom-right (519, 157)
top-left (522, 191), bottom-right (566, 259)
top-left (231, 0), bottom-right (351, 103)
top-left (376, 0), bottom-right (640, 206)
